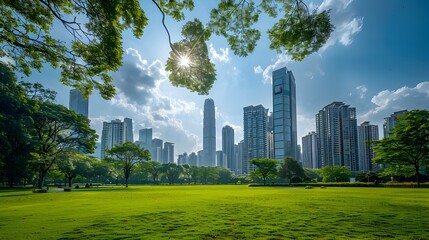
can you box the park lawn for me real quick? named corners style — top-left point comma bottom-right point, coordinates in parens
top-left (0, 185), bottom-right (428, 239)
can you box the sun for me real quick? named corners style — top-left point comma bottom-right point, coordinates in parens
top-left (179, 55), bottom-right (191, 68)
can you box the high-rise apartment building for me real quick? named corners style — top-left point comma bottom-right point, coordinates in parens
top-left (316, 102), bottom-right (359, 171)
top-left (163, 142), bottom-right (174, 163)
top-left (383, 110), bottom-right (408, 138)
top-left (152, 138), bottom-right (163, 162)
top-left (100, 119), bottom-right (127, 158)
top-left (243, 105), bottom-right (268, 174)
top-left (177, 153), bottom-right (188, 165)
top-left (69, 89), bottom-right (88, 117)
top-left (222, 125), bottom-right (234, 170)
top-left (272, 67), bottom-right (297, 160)
top-left (358, 121), bottom-right (379, 171)
top-left (203, 98), bottom-right (216, 166)
top-left (124, 118), bottom-right (133, 142)
top-left (302, 132), bottom-right (318, 169)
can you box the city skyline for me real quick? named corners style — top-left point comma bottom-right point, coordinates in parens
top-left (22, 0), bottom-right (429, 158)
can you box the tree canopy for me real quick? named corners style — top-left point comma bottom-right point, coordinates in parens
top-left (373, 110), bottom-right (429, 187)
top-left (106, 142), bottom-right (150, 187)
top-left (319, 166), bottom-right (351, 183)
top-left (249, 158), bottom-right (278, 185)
top-left (278, 157), bottom-right (305, 184)
top-left (1, 0), bottom-right (334, 98)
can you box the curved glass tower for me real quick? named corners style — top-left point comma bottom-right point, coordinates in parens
top-left (203, 98), bottom-right (216, 166)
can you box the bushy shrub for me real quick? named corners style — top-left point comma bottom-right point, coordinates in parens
top-left (32, 188), bottom-right (48, 193)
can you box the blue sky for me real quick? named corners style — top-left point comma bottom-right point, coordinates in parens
top-left (18, 0), bottom-right (429, 158)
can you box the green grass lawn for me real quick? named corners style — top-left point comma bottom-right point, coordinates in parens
top-left (1, 185), bottom-right (428, 239)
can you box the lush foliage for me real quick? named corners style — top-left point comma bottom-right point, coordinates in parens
top-left (373, 110), bottom-right (429, 187)
top-left (1, 186), bottom-right (428, 239)
top-left (1, 0), bottom-right (333, 97)
top-left (249, 158), bottom-right (278, 185)
top-left (278, 157), bottom-right (305, 183)
top-left (0, 63), bottom-right (97, 188)
top-left (105, 142), bottom-right (150, 187)
top-left (319, 166), bottom-right (351, 182)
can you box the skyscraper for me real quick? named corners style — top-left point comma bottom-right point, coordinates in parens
top-left (358, 121), bottom-right (379, 171)
top-left (188, 152), bottom-right (198, 166)
top-left (203, 98), bottom-right (216, 166)
top-left (163, 142), bottom-right (174, 163)
top-left (222, 125), bottom-right (234, 170)
top-left (302, 132), bottom-right (318, 169)
top-left (243, 105), bottom-right (268, 174)
top-left (100, 119), bottom-right (127, 158)
top-left (177, 153), bottom-right (188, 165)
top-left (272, 67), bottom-right (297, 160)
top-left (152, 138), bottom-right (163, 162)
top-left (216, 150), bottom-right (224, 167)
top-left (316, 102), bottom-right (359, 171)
top-left (267, 112), bottom-right (274, 159)
top-left (237, 140), bottom-right (244, 175)
top-left (69, 89), bottom-right (88, 117)
top-left (138, 128), bottom-right (152, 153)
top-left (124, 118), bottom-right (133, 142)
top-left (383, 110), bottom-right (408, 138)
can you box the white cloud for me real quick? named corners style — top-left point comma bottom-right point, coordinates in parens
top-left (107, 48), bottom-right (200, 155)
top-left (338, 17), bottom-right (364, 46)
top-left (315, 0), bottom-right (364, 52)
top-left (253, 54), bottom-right (292, 84)
top-left (361, 82), bottom-right (429, 120)
top-left (356, 85), bottom-right (368, 99)
top-left (209, 43), bottom-right (230, 63)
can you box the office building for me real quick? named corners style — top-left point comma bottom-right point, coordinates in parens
top-left (358, 121), bottom-right (379, 171)
top-left (222, 125), bottom-right (235, 169)
top-left (302, 132), bottom-right (318, 169)
top-left (316, 102), bottom-right (359, 171)
top-left (203, 98), bottom-right (216, 166)
top-left (69, 89), bottom-right (88, 117)
top-left (272, 67), bottom-right (297, 160)
top-left (243, 105), bottom-right (268, 173)
top-left (236, 140), bottom-right (244, 175)
top-left (100, 119), bottom-right (127, 158)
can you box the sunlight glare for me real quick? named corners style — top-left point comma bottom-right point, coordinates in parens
top-left (179, 55), bottom-right (191, 68)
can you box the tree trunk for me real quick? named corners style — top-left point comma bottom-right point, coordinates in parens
top-left (68, 177), bottom-right (72, 188)
top-left (263, 177), bottom-right (266, 186)
top-left (415, 164), bottom-right (420, 188)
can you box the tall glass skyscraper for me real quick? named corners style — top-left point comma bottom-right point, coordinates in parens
top-left (203, 98), bottom-right (216, 166)
top-left (383, 110), bottom-right (408, 138)
top-left (69, 89), bottom-right (88, 117)
top-left (243, 105), bottom-right (268, 173)
top-left (272, 67), bottom-right (297, 161)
